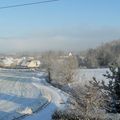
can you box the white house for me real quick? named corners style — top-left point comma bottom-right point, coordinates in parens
top-left (27, 60), bottom-right (41, 68)
top-left (68, 52), bottom-right (73, 57)
top-left (2, 57), bottom-right (14, 67)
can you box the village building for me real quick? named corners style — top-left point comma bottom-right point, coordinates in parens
top-left (27, 60), bottom-right (41, 68)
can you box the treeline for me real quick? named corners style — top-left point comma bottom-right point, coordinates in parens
top-left (78, 40), bottom-right (120, 68)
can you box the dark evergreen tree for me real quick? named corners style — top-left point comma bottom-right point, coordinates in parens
top-left (103, 64), bottom-right (120, 113)
top-left (90, 63), bottom-right (120, 113)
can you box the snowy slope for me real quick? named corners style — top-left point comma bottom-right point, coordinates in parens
top-left (23, 74), bottom-right (68, 120)
top-left (0, 68), bottom-right (107, 120)
top-left (23, 83), bottom-right (67, 120)
top-left (0, 69), bottom-right (68, 120)
top-left (0, 69), bottom-right (47, 120)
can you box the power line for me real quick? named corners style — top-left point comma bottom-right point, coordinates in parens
top-left (0, 0), bottom-right (60, 9)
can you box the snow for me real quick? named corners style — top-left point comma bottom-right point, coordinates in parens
top-left (23, 103), bottom-right (57, 120)
top-left (0, 69), bottom-right (68, 120)
top-left (73, 68), bottom-right (109, 86)
top-left (0, 69), bottom-right (47, 120)
top-left (18, 107), bottom-right (33, 115)
top-left (2, 57), bottom-right (14, 67)
top-left (0, 57), bottom-right (41, 68)
top-left (23, 77), bottom-right (68, 120)
top-left (0, 68), bottom-right (108, 120)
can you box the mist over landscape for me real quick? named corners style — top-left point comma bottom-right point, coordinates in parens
top-left (0, 0), bottom-right (120, 53)
top-left (0, 27), bottom-right (120, 53)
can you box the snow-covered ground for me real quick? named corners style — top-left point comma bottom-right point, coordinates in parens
top-left (23, 82), bottom-right (68, 120)
top-left (0, 69), bottom-right (68, 120)
top-left (73, 68), bottom-right (109, 86)
top-left (0, 68), bottom-right (109, 120)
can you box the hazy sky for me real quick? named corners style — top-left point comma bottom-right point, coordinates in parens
top-left (0, 0), bottom-right (120, 53)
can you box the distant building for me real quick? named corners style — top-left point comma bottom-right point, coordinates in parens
top-left (68, 52), bottom-right (73, 57)
top-left (2, 57), bottom-right (14, 67)
top-left (27, 60), bottom-right (41, 68)
top-left (0, 56), bottom-right (41, 68)
top-left (59, 52), bottom-right (73, 59)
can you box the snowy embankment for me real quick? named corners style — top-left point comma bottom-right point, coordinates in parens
top-left (23, 82), bottom-right (68, 120)
top-left (0, 69), bottom-right (68, 120)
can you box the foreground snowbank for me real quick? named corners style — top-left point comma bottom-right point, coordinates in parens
top-left (0, 69), bottom-right (68, 120)
top-left (23, 77), bottom-right (68, 120)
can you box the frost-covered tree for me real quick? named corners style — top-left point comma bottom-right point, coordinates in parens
top-left (51, 55), bottom-right (79, 85)
top-left (41, 51), bottom-right (78, 85)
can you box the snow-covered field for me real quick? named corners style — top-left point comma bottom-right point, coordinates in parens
top-left (0, 69), bottom-right (68, 120)
top-left (73, 68), bottom-right (109, 86)
top-left (0, 69), bottom-right (49, 120)
top-left (0, 68), bottom-right (109, 120)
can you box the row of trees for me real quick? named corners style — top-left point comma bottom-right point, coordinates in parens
top-left (79, 40), bottom-right (120, 68)
top-left (40, 40), bottom-right (120, 70)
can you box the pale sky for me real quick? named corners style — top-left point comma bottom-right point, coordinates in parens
top-left (0, 0), bottom-right (120, 53)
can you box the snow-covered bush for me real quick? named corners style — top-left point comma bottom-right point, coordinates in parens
top-left (41, 51), bottom-right (79, 85)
